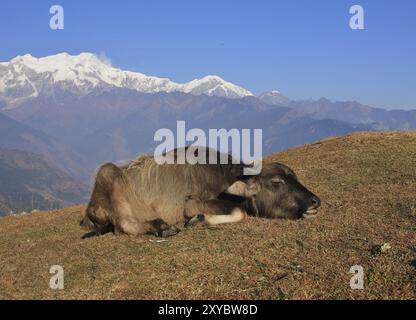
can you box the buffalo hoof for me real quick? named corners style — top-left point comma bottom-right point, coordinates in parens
top-left (185, 213), bottom-right (205, 228)
top-left (160, 226), bottom-right (180, 238)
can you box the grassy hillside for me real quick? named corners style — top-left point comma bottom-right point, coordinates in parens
top-left (0, 132), bottom-right (415, 299)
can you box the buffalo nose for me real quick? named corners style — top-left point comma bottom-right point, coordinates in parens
top-left (310, 196), bottom-right (321, 208)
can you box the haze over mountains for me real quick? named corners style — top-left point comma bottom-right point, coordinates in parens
top-left (0, 149), bottom-right (88, 214)
top-left (0, 113), bottom-right (91, 181)
top-left (0, 52), bottom-right (415, 214)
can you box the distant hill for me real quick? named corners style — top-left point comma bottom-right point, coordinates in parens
top-left (287, 98), bottom-right (416, 130)
top-left (0, 113), bottom-right (92, 182)
top-left (0, 149), bottom-right (89, 215)
top-left (0, 132), bottom-right (415, 299)
top-left (3, 90), bottom-right (374, 167)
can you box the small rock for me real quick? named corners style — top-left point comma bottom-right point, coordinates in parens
top-left (380, 243), bottom-right (392, 253)
top-left (371, 243), bottom-right (392, 256)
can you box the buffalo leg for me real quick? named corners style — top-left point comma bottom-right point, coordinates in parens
top-left (184, 195), bottom-right (246, 227)
top-left (81, 223), bottom-right (114, 239)
top-left (111, 186), bottom-right (179, 237)
top-left (81, 163), bottom-right (122, 236)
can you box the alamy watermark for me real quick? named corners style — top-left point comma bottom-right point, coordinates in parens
top-left (49, 265), bottom-right (64, 290)
top-left (350, 5), bottom-right (365, 30)
top-left (153, 121), bottom-right (263, 175)
top-left (50, 5), bottom-right (64, 30)
top-left (349, 265), bottom-right (364, 290)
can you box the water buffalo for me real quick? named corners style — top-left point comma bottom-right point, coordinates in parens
top-left (80, 148), bottom-right (320, 238)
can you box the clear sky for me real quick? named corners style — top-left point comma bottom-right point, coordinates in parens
top-left (0, 0), bottom-right (415, 109)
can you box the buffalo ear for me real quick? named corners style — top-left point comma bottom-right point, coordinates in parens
top-left (226, 180), bottom-right (260, 197)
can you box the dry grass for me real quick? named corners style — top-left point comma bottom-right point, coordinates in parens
top-left (1, 131), bottom-right (416, 300)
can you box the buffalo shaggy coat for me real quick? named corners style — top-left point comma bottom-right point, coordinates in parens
top-left (80, 148), bottom-right (320, 238)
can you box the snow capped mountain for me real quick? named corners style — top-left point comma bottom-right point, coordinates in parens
top-left (181, 75), bottom-right (253, 99)
top-left (0, 52), bottom-right (253, 108)
top-left (258, 90), bottom-right (290, 106)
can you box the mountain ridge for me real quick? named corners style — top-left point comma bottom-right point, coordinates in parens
top-left (0, 52), bottom-right (253, 108)
top-left (1, 52), bottom-right (416, 184)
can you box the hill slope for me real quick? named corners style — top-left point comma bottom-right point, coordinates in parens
top-left (0, 132), bottom-right (415, 299)
top-left (0, 113), bottom-right (92, 182)
top-left (0, 149), bottom-right (89, 215)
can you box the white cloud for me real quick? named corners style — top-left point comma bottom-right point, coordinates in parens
top-left (97, 52), bottom-right (112, 67)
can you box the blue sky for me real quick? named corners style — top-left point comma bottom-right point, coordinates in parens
top-left (0, 0), bottom-right (415, 109)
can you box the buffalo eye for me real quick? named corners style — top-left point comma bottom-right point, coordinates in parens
top-left (270, 177), bottom-right (285, 187)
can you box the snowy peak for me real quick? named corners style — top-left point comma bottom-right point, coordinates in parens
top-left (0, 52), bottom-right (253, 107)
top-left (182, 75), bottom-right (253, 99)
top-left (258, 90), bottom-right (290, 106)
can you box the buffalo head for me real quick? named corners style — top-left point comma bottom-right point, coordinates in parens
top-left (229, 162), bottom-right (321, 219)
